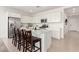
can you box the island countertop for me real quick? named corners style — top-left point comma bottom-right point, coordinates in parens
top-left (32, 29), bottom-right (52, 52)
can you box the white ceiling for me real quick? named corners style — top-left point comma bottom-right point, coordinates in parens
top-left (64, 6), bottom-right (79, 17)
top-left (7, 6), bottom-right (61, 15)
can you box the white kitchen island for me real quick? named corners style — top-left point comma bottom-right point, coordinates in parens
top-left (32, 29), bottom-right (52, 52)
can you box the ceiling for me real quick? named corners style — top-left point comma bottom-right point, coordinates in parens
top-left (64, 6), bottom-right (79, 18)
top-left (7, 6), bottom-right (61, 16)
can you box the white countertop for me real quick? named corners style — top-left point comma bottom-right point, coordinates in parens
top-left (32, 29), bottom-right (52, 52)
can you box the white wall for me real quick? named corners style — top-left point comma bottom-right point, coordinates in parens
top-left (67, 15), bottom-right (79, 32)
top-left (0, 7), bottom-right (8, 39)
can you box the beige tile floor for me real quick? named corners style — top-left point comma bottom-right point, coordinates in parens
top-left (2, 38), bottom-right (19, 52)
top-left (1, 31), bottom-right (79, 52)
top-left (48, 31), bottom-right (79, 52)
top-left (0, 39), bottom-right (8, 52)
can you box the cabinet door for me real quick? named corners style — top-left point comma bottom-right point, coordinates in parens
top-left (47, 12), bottom-right (61, 22)
top-left (21, 16), bottom-right (32, 23)
top-left (32, 16), bottom-right (41, 23)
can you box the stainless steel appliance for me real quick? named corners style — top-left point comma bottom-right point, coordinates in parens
top-left (8, 17), bottom-right (21, 38)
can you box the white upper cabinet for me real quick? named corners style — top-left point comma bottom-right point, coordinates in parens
top-left (21, 16), bottom-right (32, 23)
top-left (32, 8), bottom-right (63, 23)
top-left (32, 15), bottom-right (43, 23)
top-left (47, 11), bottom-right (61, 22)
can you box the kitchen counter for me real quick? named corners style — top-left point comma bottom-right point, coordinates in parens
top-left (32, 29), bottom-right (52, 52)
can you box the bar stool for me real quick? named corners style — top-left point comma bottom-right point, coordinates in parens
top-left (17, 29), bottom-right (22, 51)
top-left (25, 30), bottom-right (42, 52)
top-left (17, 29), bottom-right (26, 52)
top-left (12, 27), bottom-right (17, 47)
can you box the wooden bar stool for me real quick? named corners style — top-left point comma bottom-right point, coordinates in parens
top-left (17, 29), bottom-right (26, 52)
top-left (12, 27), bottom-right (17, 47)
top-left (25, 30), bottom-right (42, 52)
top-left (21, 29), bottom-right (27, 52)
top-left (17, 29), bottom-right (22, 51)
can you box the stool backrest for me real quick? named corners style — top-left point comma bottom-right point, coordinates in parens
top-left (17, 29), bottom-right (21, 40)
top-left (25, 30), bottom-right (32, 43)
top-left (13, 27), bottom-right (17, 38)
top-left (21, 29), bottom-right (25, 40)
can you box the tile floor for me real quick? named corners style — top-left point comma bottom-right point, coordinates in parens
top-left (0, 39), bottom-right (8, 52)
top-left (1, 31), bottom-right (79, 52)
top-left (48, 31), bottom-right (79, 52)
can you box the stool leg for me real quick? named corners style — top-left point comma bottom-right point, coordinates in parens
top-left (23, 45), bottom-right (25, 52)
top-left (23, 41), bottom-right (25, 52)
top-left (12, 39), bottom-right (14, 44)
top-left (19, 44), bottom-right (21, 51)
top-left (30, 42), bottom-right (33, 52)
top-left (14, 40), bottom-right (16, 47)
top-left (33, 43), bottom-right (35, 50)
top-left (15, 40), bottom-right (17, 47)
top-left (25, 41), bottom-right (27, 52)
top-left (18, 43), bottom-right (20, 51)
top-left (18, 42), bottom-right (21, 51)
top-left (40, 40), bottom-right (41, 52)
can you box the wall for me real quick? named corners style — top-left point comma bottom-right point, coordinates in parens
top-left (66, 15), bottom-right (79, 32)
top-left (0, 7), bottom-right (8, 39)
top-left (32, 7), bottom-right (65, 39)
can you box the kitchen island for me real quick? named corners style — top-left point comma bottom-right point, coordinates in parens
top-left (32, 29), bottom-right (52, 52)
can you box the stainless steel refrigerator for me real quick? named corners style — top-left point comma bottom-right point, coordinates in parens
top-left (8, 17), bottom-right (21, 38)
